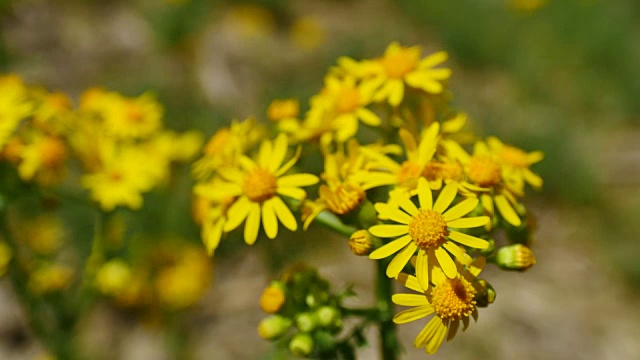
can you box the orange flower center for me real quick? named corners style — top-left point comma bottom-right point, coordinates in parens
top-left (397, 161), bottom-right (422, 188)
top-left (336, 87), bottom-right (361, 114)
top-left (408, 209), bottom-right (449, 249)
top-left (499, 145), bottom-right (529, 169)
top-left (468, 156), bottom-right (501, 187)
top-left (432, 277), bottom-right (476, 320)
top-left (243, 168), bottom-right (277, 202)
top-left (423, 161), bottom-right (462, 181)
top-left (126, 102), bottom-right (145, 124)
top-left (380, 49), bottom-right (419, 79)
top-left (39, 137), bottom-right (66, 168)
top-left (320, 183), bottom-right (365, 215)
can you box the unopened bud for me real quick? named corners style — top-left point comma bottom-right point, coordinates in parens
top-left (349, 230), bottom-right (373, 256)
top-left (496, 244), bottom-right (536, 271)
top-left (295, 312), bottom-right (318, 333)
top-left (316, 306), bottom-right (340, 327)
top-left (289, 332), bottom-right (314, 357)
top-left (474, 279), bottom-right (496, 307)
top-left (258, 315), bottom-right (291, 340)
top-left (260, 281), bottom-right (286, 314)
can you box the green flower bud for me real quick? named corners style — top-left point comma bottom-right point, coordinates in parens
top-left (305, 288), bottom-right (328, 308)
top-left (258, 315), bottom-right (291, 340)
top-left (496, 244), bottom-right (536, 271)
top-left (289, 332), bottom-right (314, 357)
top-left (474, 279), bottom-right (496, 307)
top-left (315, 305), bottom-right (340, 327)
top-left (349, 230), bottom-right (373, 256)
top-left (295, 312), bottom-right (318, 333)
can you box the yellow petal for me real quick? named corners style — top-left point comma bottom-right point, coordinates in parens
top-left (369, 224), bottom-right (409, 238)
top-left (277, 186), bottom-right (307, 201)
top-left (396, 273), bottom-right (423, 293)
top-left (356, 108), bottom-right (381, 126)
top-left (369, 234), bottom-right (412, 260)
top-left (448, 231), bottom-right (489, 249)
top-left (426, 318), bottom-right (448, 354)
top-left (416, 249), bottom-right (430, 291)
top-left (277, 173), bottom-right (318, 187)
top-left (386, 242), bottom-right (418, 278)
top-left (388, 80), bottom-right (404, 106)
top-left (396, 194), bottom-right (419, 216)
top-left (392, 293), bottom-right (430, 307)
top-left (433, 183), bottom-right (458, 213)
top-left (435, 247), bottom-right (457, 278)
top-left (268, 134), bottom-right (289, 172)
top-left (223, 197), bottom-right (251, 232)
top-left (243, 203), bottom-right (261, 245)
top-left (417, 178), bottom-right (433, 210)
top-left (262, 200), bottom-right (278, 239)
top-left (419, 51), bottom-right (448, 68)
top-left (384, 206), bottom-right (414, 225)
top-left (257, 139), bottom-right (273, 168)
top-left (446, 216), bottom-right (489, 229)
top-left (442, 242), bottom-right (470, 265)
top-left (495, 194), bottom-right (521, 226)
top-left (274, 146), bottom-right (301, 177)
top-left (272, 196), bottom-right (297, 231)
top-left (393, 304), bottom-right (434, 324)
top-left (442, 197), bottom-right (478, 221)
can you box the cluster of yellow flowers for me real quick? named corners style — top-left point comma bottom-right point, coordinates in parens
top-left (0, 75), bottom-right (202, 211)
top-left (194, 42), bottom-right (542, 355)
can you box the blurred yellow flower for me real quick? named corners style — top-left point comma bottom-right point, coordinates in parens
top-left (487, 136), bottom-right (543, 196)
top-left (102, 92), bottom-right (163, 140)
top-left (28, 263), bottom-right (74, 295)
top-left (0, 75), bottom-right (32, 150)
top-left (362, 42), bottom-right (452, 106)
top-left (289, 16), bottom-right (326, 51)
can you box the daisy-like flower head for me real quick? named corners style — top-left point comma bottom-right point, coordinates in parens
top-left (445, 139), bottom-right (525, 227)
top-left (365, 42), bottom-right (452, 106)
top-left (392, 257), bottom-right (486, 354)
top-left (486, 136), bottom-right (544, 196)
top-left (81, 140), bottom-right (155, 211)
top-left (17, 134), bottom-right (68, 186)
top-left (192, 118), bottom-right (266, 180)
top-left (302, 140), bottom-right (370, 229)
top-left (102, 92), bottom-right (163, 140)
top-left (369, 178), bottom-right (489, 288)
top-left (357, 123), bottom-right (439, 191)
top-left (215, 134), bottom-right (319, 245)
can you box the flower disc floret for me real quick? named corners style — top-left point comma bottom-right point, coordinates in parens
top-left (431, 277), bottom-right (476, 320)
top-left (244, 168), bottom-right (278, 202)
top-left (468, 156), bottom-right (501, 187)
top-left (380, 47), bottom-right (419, 79)
top-left (336, 87), bottom-right (361, 114)
top-left (408, 209), bottom-right (448, 249)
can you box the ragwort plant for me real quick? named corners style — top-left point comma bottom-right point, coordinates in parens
top-left (0, 42), bottom-right (542, 359)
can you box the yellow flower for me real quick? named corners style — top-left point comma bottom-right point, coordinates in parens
top-left (102, 92), bottom-right (163, 140)
top-left (0, 75), bottom-right (32, 150)
top-left (193, 185), bottom-right (235, 255)
top-left (17, 134), bottom-right (68, 186)
top-left (212, 134), bottom-right (318, 245)
top-left (302, 140), bottom-right (371, 229)
top-left (28, 263), bottom-right (74, 295)
top-left (155, 247), bottom-right (212, 309)
top-left (444, 139), bottom-right (525, 227)
top-left (487, 136), bottom-right (543, 196)
top-left (192, 118), bottom-right (266, 180)
top-left (81, 141), bottom-right (154, 211)
top-left (319, 74), bottom-right (381, 142)
top-left (95, 259), bottom-right (133, 296)
top-left (357, 123), bottom-right (439, 191)
top-left (369, 178), bottom-right (489, 285)
top-left (393, 257), bottom-right (485, 354)
top-left (364, 42), bottom-right (452, 106)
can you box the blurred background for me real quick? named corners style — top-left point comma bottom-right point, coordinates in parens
top-left (1, 0), bottom-right (639, 359)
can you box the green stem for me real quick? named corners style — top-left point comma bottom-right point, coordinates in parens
top-left (376, 258), bottom-right (399, 360)
top-left (314, 211), bottom-right (357, 237)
